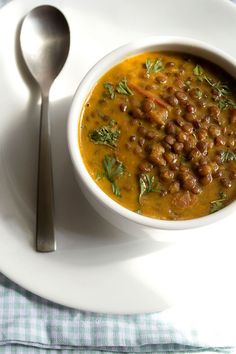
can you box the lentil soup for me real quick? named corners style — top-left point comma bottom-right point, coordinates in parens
top-left (79, 52), bottom-right (236, 220)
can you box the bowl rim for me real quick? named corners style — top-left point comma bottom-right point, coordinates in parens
top-left (67, 35), bottom-right (236, 230)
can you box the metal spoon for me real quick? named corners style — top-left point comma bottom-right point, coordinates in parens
top-left (20, 6), bottom-right (70, 252)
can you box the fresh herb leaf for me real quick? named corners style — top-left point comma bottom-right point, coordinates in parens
top-left (180, 154), bottom-right (187, 163)
top-left (111, 181), bottom-right (121, 197)
top-left (210, 192), bottom-right (227, 213)
top-left (185, 80), bottom-right (191, 87)
top-left (145, 58), bottom-right (163, 77)
top-left (139, 174), bottom-right (161, 203)
top-left (104, 82), bottom-right (116, 99)
top-left (90, 122), bottom-right (120, 148)
top-left (153, 59), bottom-right (163, 73)
top-left (116, 78), bottom-right (133, 95)
top-left (145, 59), bottom-right (153, 76)
top-left (195, 89), bottom-right (203, 98)
top-left (95, 171), bottom-right (104, 181)
top-left (218, 97), bottom-right (236, 110)
top-left (102, 155), bottom-right (124, 197)
top-left (109, 119), bottom-right (117, 127)
top-left (193, 64), bottom-right (204, 77)
top-left (193, 65), bottom-right (233, 106)
top-left (219, 191), bottom-right (226, 199)
top-left (204, 77), bottom-right (230, 97)
top-left (103, 156), bottom-right (124, 180)
top-left (221, 150), bottom-right (236, 162)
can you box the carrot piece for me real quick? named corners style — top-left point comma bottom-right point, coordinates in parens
top-left (129, 82), bottom-right (171, 110)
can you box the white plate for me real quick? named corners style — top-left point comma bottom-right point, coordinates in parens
top-left (1, 0), bottom-right (236, 314)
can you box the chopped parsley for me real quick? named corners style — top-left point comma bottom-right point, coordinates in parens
top-left (139, 174), bottom-right (161, 203)
top-left (185, 80), bottom-right (191, 87)
top-left (90, 121), bottom-right (120, 148)
top-left (218, 97), bottom-right (236, 110)
top-left (104, 82), bottom-right (116, 99)
top-left (205, 77), bottom-right (230, 97)
top-left (210, 192), bottom-right (227, 213)
top-left (221, 150), bottom-right (236, 162)
top-left (195, 89), bottom-right (203, 98)
top-left (145, 58), bottom-right (163, 77)
top-left (95, 171), bottom-right (104, 181)
top-left (193, 64), bottom-right (204, 76)
top-left (193, 64), bottom-right (236, 110)
top-left (102, 155), bottom-right (124, 197)
top-left (116, 78), bottom-right (133, 95)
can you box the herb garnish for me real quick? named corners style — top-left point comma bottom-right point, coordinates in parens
top-left (104, 82), bottom-right (116, 99)
top-left (221, 150), bottom-right (236, 162)
top-left (135, 209), bottom-right (142, 215)
top-left (193, 64), bottom-right (235, 110)
top-left (90, 121), bottom-right (120, 148)
top-left (103, 155), bottom-right (124, 197)
top-left (145, 58), bottom-right (163, 77)
top-left (193, 64), bottom-right (230, 96)
top-left (95, 171), bottom-right (104, 181)
top-left (218, 98), bottom-right (236, 110)
top-left (204, 77), bottom-right (230, 97)
top-left (195, 89), bottom-right (203, 98)
top-left (139, 174), bottom-right (161, 203)
top-left (210, 192), bottom-right (227, 213)
top-left (193, 64), bottom-right (204, 76)
top-left (185, 80), bottom-right (191, 87)
top-left (116, 78), bottom-right (133, 96)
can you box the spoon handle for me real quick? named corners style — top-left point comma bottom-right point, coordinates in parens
top-left (36, 94), bottom-right (56, 252)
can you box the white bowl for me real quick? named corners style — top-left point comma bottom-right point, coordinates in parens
top-left (67, 36), bottom-right (236, 235)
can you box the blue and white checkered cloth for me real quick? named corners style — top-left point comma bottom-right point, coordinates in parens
top-left (1, 273), bottom-right (236, 353)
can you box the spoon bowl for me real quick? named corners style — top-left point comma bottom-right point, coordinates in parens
top-left (20, 6), bottom-right (70, 251)
top-left (20, 6), bottom-right (70, 93)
